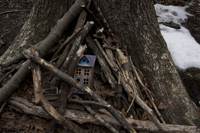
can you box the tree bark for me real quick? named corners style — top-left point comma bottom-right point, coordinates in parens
top-left (0, 0), bottom-right (75, 66)
top-left (94, 0), bottom-right (200, 127)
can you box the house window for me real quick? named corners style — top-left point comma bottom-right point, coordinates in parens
top-left (84, 69), bottom-right (90, 75)
top-left (83, 78), bottom-right (89, 85)
top-left (76, 68), bottom-right (81, 75)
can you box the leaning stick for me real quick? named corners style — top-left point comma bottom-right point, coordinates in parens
top-left (23, 49), bottom-right (137, 133)
top-left (73, 94), bottom-right (119, 133)
top-left (0, 0), bottom-right (88, 106)
top-left (129, 57), bottom-right (166, 124)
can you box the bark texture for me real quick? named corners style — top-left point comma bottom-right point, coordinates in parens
top-left (0, 0), bottom-right (75, 65)
top-left (94, 0), bottom-right (200, 127)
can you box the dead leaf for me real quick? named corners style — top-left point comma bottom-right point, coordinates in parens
top-left (106, 34), bottom-right (119, 45)
top-left (158, 101), bottom-right (167, 110)
top-left (121, 108), bottom-right (127, 118)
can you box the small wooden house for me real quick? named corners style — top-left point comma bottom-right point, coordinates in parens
top-left (72, 55), bottom-right (96, 92)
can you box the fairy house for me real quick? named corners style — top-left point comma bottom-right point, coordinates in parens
top-left (72, 55), bottom-right (96, 92)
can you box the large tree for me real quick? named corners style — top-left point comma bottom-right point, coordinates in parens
top-left (0, 0), bottom-right (199, 129)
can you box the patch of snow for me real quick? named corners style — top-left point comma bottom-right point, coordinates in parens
top-left (159, 24), bottom-right (200, 70)
top-left (155, 4), bottom-right (192, 24)
top-left (155, 4), bottom-right (200, 70)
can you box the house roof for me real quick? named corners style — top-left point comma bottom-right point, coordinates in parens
top-left (77, 55), bottom-right (96, 67)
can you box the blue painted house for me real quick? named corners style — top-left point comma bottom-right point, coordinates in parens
top-left (73, 55), bottom-right (96, 92)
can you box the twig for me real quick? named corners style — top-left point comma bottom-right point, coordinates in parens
top-left (87, 36), bottom-right (118, 90)
top-left (23, 48), bottom-right (136, 133)
top-left (73, 94), bottom-right (119, 133)
top-left (74, 0), bottom-right (91, 31)
top-left (0, 100), bottom-right (7, 114)
top-left (51, 28), bottom-right (82, 59)
top-left (0, 61), bottom-right (23, 85)
top-left (0, 10), bottom-right (28, 15)
top-left (129, 57), bottom-right (166, 124)
top-left (1, 54), bottom-right (25, 67)
top-left (68, 98), bottom-right (109, 108)
top-left (117, 72), bottom-right (122, 110)
top-left (94, 39), bottom-right (118, 73)
top-left (81, 5), bottom-right (103, 28)
top-left (92, 1), bottom-right (115, 37)
top-left (126, 95), bottom-right (135, 114)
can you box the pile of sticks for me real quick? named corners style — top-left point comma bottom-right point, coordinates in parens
top-left (0, 0), bottom-right (199, 132)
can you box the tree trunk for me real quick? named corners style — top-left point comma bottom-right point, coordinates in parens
top-left (0, 0), bottom-right (75, 65)
top-left (94, 0), bottom-right (200, 127)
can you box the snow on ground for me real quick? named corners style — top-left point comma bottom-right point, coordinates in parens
top-left (155, 3), bottom-right (200, 70)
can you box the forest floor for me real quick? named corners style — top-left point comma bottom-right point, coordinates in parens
top-left (0, 0), bottom-right (200, 132)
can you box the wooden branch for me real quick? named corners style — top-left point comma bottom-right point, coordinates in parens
top-left (68, 98), bottom-right (111, 108)
top-left (73, 94), bottom-right (119, 133)
top-left (0, 0), bottom-right (88, 106)
top-left (0, 61), bottom-right (23, 86)
top-left (31, 51), bottom-right (42, 105)
top-left (0, 9), bottom-right (28, 15)
top-left (8, 97), bottom-right (200, 133)
top-left (116, 49), bottom-right (143, 98)
top-left (1, 54), bottom-right (25, 67)
top-left (86, 36), bottom-right (118, 90)
top-left (51, 28), bottom-right (82, 60)
top-left (94, 39), bottom-right (118, 73)
top-left (81, 5), bottom-right (103, 29)
top-left (40, 94), bottom-right (113, 108)
top-left (129, 56), bottom-right (166, 124)
top-left (92, 1), bottom-right (115, 37)
top-left (74, 0), bottom-right (91, 31)
top-left (31, 50), bottom-right (86, 133)
top-left (23, 48), bottom-right (136, 133)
